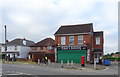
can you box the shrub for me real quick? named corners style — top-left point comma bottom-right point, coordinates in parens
top-left (104, 57), bottom-right (120, 61)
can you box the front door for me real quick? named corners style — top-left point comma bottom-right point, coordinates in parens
top-left (94, 53), bottom-right (99, 63)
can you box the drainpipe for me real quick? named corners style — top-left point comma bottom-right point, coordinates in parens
top-left (91, 31), bottom-right (94, 63)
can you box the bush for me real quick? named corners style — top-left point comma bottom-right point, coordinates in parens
top-left (104, 57), bottom-right (120, 61)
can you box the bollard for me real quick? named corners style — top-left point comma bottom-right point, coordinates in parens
top-left (94, 60), bottom-right (96, 70)
top-left (71, 60), bottom-right (73, 68)
top-left (38, 59), bottom-right (40, 65)
top-left (48, 59), bottom-right (51, 65)
top-left (7, 59), bottom-right (9, 63)
top-left (2, 59), bottom-right (5, 63)
top-left (61, 60), bottom-right (63, 68)
top-left (67, 60), bottom-right (70, 65)
top-left (12, 58), bottom-right (14, 63)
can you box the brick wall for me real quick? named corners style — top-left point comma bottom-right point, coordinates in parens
top-left (30, 46), bottom-right (54, 53)
top-left (55, 34), bottom-right (92, 48)
top-left (93, 36), bottom-right (104, 49)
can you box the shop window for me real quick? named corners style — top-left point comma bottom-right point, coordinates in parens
top-left (61, 36), bottom-right (66, 45)
top-left (78, 35), bottom-right (83, 45)
top-left (69, 36), bottom-right (74, 45)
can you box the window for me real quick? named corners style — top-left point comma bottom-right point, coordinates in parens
top-left (61, 37), bottom-right (66, 45)
top-left (40, 47), bottom-right (43, 50)
top-left (69, 36), bottom-right (74, 45)
top-left (47, 46), bottom-right (53, 50)
top-left (33, 47), bottom-right (37, 50)
top-left (14, 46), bottom-right (17, 50)
top-left (96, 37), bottom-right (100, 45)
top-left (78, 35), bottom-right (83, 44)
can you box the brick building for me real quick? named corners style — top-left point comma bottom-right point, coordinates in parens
top-left (54, 23), bottom-right (104, 63)
top-left (29, 38), bottom-right (55, 62)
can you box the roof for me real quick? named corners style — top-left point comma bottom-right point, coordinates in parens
top-left (93, 31), bottom-right (103, 36)
top-left (30, 38), bottom-right (55, 47)
top-left (54, 23), bottom-right (93, 35)
top-left (6, 38), bottom-right (35, 46)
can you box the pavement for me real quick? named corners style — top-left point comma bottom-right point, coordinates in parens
top-left (1, 61), bottom-right (119, 75)
top-left (45, 62), bottom-right (106, 70)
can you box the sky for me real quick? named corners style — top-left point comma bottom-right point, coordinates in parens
top-left (0, 0), bottom-right (119, 55)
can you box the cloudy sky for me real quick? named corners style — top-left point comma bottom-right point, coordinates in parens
top-left (0, 0), bottom-right (119, 54)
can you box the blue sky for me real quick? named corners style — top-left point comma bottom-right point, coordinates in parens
top-left (0, 0), bottom-right (119, 54)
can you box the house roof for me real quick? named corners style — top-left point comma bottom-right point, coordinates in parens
top-left (6, 38), bottom-right (35, 46)
top-left (30, 38), bottom-right (55, 47)
top-left (93, 31), bottom-right (103, 36)
top-left (54, 23), bottom-right (93, 35)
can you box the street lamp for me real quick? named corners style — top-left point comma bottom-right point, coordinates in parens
top-left (4, 25), bottom-right (7, 61)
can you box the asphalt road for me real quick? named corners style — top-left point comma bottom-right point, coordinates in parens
top-left (1, 62), bottom-right (119, 75)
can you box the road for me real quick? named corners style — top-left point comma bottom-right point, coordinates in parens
top-left (1, 62), bottom-right (119, 75)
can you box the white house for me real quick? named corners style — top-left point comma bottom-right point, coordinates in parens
top-left (0, 43), bottom-right (3, 53)
top-left (1, 38), bottom-right (34, 58)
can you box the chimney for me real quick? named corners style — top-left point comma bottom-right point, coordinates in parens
top-left (6, 40), bottom-right (9, 43)
top-left (23, 38), bottom-right (26, 40)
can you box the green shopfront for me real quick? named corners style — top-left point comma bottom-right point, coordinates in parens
top-left (56, 46), bottom-right (87, 63)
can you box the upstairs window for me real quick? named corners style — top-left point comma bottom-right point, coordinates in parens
top-left (40, 47), bottom-right (43, 50)
top-left (61, 37), bottom-right (66, 45)
top-left (69, 36), bottom-right (74, 45)
top-left (33, 47), bottom-right (37, 50)
top-left (96, 37), bottom-right (100, 45)
top-left (47, 46), bottom-right (53, 50)
top-left (14, 46), bottom-right (17, 50)
top-left (78, 35), bottom-right (83, 45)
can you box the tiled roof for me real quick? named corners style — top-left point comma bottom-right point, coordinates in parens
top-left (93, 31), bottom-right (103, 36)
top-left (54, 23), bottom-right (93, 35)
top-left (30, 38), bottom-right (55, 47)
top-left (6, 38), bottom-right (35, 46)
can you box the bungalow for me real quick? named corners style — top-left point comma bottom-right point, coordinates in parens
top-left (54, 23), bottom-right (104, 64)
top-left (1, 38), bottom-right (34, 59)
top-left (29, 38), bottom-right (55, 62)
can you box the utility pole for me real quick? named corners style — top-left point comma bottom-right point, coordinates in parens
top-left (4, 25), bottom-right (7, 61)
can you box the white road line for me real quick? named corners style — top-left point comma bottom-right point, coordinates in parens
top-left (3, 70), bottom-right (32, 75)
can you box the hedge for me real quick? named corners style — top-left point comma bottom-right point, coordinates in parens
top-left (104, 57), bottom-right (120, 61)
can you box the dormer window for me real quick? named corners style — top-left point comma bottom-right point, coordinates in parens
top-left (23, 40), bottom-right (26, 45)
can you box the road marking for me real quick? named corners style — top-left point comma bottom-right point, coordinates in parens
top-left (3, 70), bottom-right (32, 75)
